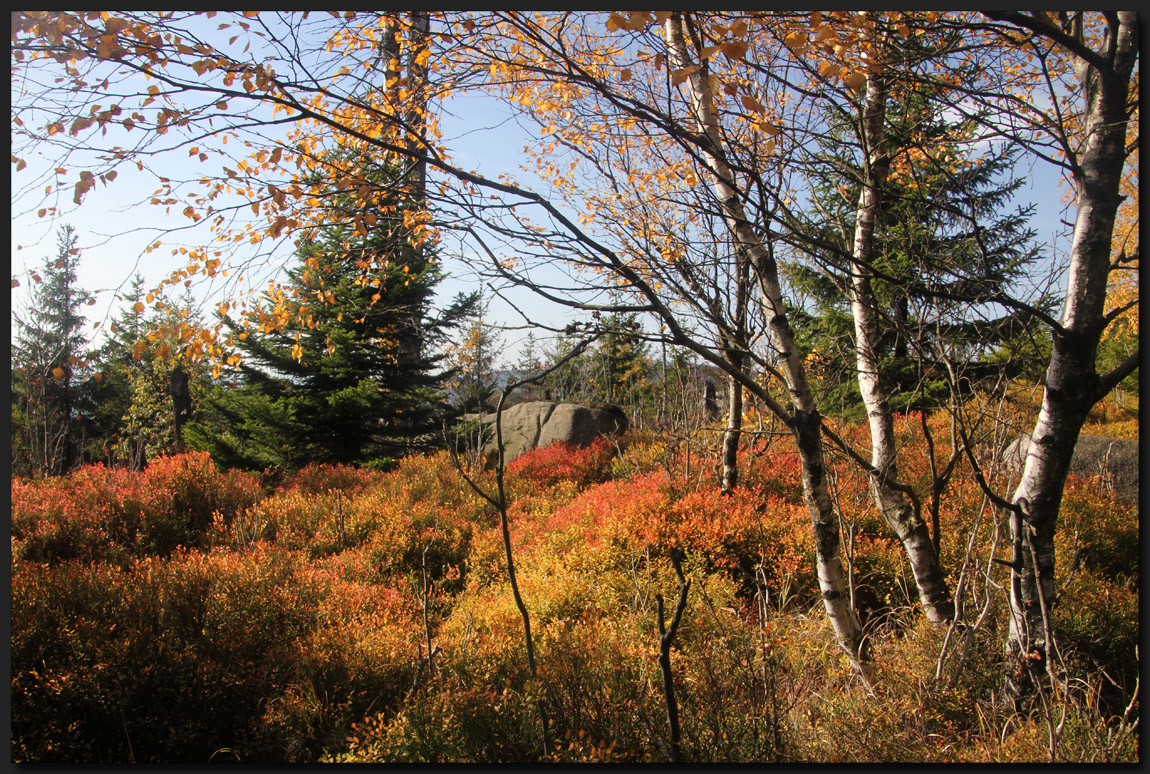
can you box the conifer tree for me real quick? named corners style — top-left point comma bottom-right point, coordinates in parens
top-left (12, 225), bottom-right (89, 476)
top-left (187, 158), bottom-right (476, 469)
top-left (590, 310), bottom-right (651, 410)
top-left (787, 116), bottom-right (1054, 420)
top-left (82, 275), bottom-right (150, 467)
top-left (446, 297), bottom-right (501, 413)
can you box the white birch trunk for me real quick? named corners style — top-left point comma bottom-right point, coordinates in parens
top-left (665, 14), bottom-right (864, 661)
top-left (1004, 13), bottom-right (1139, 692)
top-left (849, 55), bottom-right (953, 626)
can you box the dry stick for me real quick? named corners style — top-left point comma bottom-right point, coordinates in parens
top-left (933, 493), bottom-right (988, 682)
top-left (655, 549), bottom-right (692, 763)
top-left (445, 333), bottom-right (601, 760)
top-left (1023, 527), bottom-right (1069, 761)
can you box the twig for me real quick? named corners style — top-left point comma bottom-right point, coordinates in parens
top-left (656, 549), bottom-right (691, 763)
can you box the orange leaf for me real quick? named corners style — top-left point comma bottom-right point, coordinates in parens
top-left (741, 94), bottom-right (764, 113)
top-left (670, 64), bottom-right (698, 87)
top-left (721, 40), bottom-right (748, 61)
top-left (784, 31), bottom-right (805, 49)
top-left (843, 71), bottom-right (867, 92)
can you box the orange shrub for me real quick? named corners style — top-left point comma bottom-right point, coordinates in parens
top-left (11, 454), bottom-right (262, 564)
top-left (11, 543), bottom-right (423, 763)
top-left (281, 462), bottom-right (388, 496)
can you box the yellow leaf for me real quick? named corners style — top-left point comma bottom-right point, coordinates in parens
top-left (670, 64), bottom-right (698, 87)
top-left (134, 301), bottom-right (145, 314)
top-left (784, 31), bottom-right (805, 49)
top-left (52, 367), bottom-right (65, 379)
top-left (819, 61), bottom-right (841, 79)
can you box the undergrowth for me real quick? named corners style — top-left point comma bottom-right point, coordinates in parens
top-left (10, 416), bottom-right (1139, 763)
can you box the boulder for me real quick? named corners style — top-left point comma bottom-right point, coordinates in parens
top-left (1002, 433), bottom-right (1139, 502)
top-left (476, 401), bottom-right (628, 462)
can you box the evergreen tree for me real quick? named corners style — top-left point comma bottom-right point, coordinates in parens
top-left (120, 291), bottom-right (213, 466)
top-left (511, 331), bottom-right (549, 402)
top-left (187, 158), bottom-right (476, 470)
top-left (446, 297), bottom-right (501, 413)
top-left (590, 310), bottom-right (651, 410)
top-left (538, 329), bottom-right (588, 404)
top-left (787, 96), bottom-right (1055, 419)
top-left (80, 274), bottom-right (150, 467)
top-left (12, 225), bottom-right (90, 476)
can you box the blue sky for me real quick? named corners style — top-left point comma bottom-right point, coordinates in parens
top-left (10, 19), bottom-right (1077, 361)
top-left (10, 89), bottom-right (563, 351)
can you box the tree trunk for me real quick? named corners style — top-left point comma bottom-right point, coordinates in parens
top-left (721, 245), bottom-right (751, 494)
top-left (170, 366), bottom-right (192, 455)
top-left (848, 47), bottom-right (953, 626)
top-left (665, 13), bottom-right (864, 661)
top-left (721, 374), bottom-right (742, 494)
top-left (999, 11), bottom-right (1139, 693)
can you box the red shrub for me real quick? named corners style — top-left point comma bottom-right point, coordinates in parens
top-left (506, 438), bottom-right (616, 491)
top-left (281, 463), bottom-right (388, 496)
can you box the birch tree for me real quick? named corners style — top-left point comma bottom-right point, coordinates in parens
top-left (968, 12), bottom-right (1140, 695)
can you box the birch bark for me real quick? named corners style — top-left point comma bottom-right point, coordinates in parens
top-left (665, 13), bottom-right (864, 661)
top-left (991, 11), bottom-right (1140, 692)
top-left (848, 36), bottom-right (953, 626)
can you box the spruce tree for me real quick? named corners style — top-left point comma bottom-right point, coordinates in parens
top-left (81, 274), bottom-right (150, 467)
top-left (786, 96), bottom-right (1055, 419)
top-left (12, 225), bottom-right (90, 475)
top-left (187, 158), bottom-right (476, 470)
top-left (446, 299), bottom-right (501, 413)
top-left (591, 310), bottom-right (651, 410)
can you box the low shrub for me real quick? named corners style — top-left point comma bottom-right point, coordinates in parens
top-left (11, 545), bottom-right (423, 763)
top-left (280, 462), bottom-right (388, 497)
top-left (506, 438), bottom-right (616, 492)
top-left (11, 454), bottom-right (263, 564)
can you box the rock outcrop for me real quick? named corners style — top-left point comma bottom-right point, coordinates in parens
top-left (1002, 433), bottom-right (1139, 502)
top-left (474, 401), bottom-right (628, 462)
